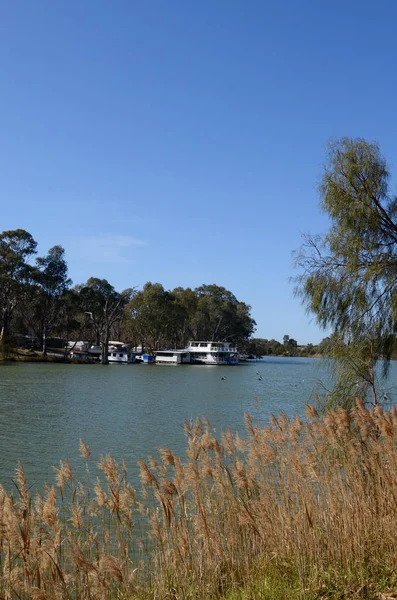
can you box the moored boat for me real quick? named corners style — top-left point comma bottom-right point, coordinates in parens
top-left (186, 341), bottom-right (239, 365)
top-left (135, 354), bottom-right (155, 364)
top-left (107, 345), bottom-right (135, 364)
top-left (155, 350), bottom-right (191, 364)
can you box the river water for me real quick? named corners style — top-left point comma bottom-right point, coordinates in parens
top-left (0, 358), bottom-right (396, 490)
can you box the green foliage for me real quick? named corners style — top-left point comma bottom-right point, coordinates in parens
top-left (297, 138), bottom-right (397, 338)
top-left (124, 283), bottom-right (256, 352)
top-left (193, 284), bottom-right (256, 343)
top-left (295, 138), bottom-right (397, 405)
top-left (52, 289), bottom-right (83, 342)
top-left (24, 245), bottom-right (71, 354)
top-left (0, 229), bottom-right (37, 355)
top-left (0, 230), bottom-right (256, 359)
top-left (124, 282), bottom-right (181, 352)
top-left (240, 337), bottom-right (307, 357)
top-left (79, 278), bottom-right (134, 363)
top-left (321, 334), bottom-right (384, 411)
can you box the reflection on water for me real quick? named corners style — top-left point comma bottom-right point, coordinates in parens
top-left (0, 357), bottom-right (395, 489)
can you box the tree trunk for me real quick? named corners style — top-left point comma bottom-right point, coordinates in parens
top-left (368, 342), bottom-right (378, 406)
top-left (0, 312), bottom-right (12, 358)
top-left (101, 330), bottom-right (109, 365)
top-left (42, 323), bottom-right (47, 356)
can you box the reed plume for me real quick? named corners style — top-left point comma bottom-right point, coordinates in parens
top-left (2, 402), bottom-right (397, 598)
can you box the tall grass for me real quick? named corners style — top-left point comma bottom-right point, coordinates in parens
top-left (2, 400), bottom-right (397, 599)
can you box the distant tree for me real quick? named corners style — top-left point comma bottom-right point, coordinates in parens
top-left (287, 338), bottom-right (298, 356)
top-left (295, 138), bottom-right (397, 406)
top-left (79, 278), bottom-right (133, 364)
top-left (124, 283), bottom-right (256, 351)
top-left (240, 337), bottom-right (269, 357)
top-left (0, 229), bottom-right (37, 355)
top-left (300, 343), bottom-right (316, 356)
top-left (171, 287), bottom-right (198, 346)
top-left (125, 282), bottom-right (181, 352)
top-left (193, 284), bottom-right (256, 343)
top-left (53, 289), bottom-right (84, 356)
top-left (26, 245), bottom-right (71, 354)
top-left (268, 339), bottom-right (285, 355)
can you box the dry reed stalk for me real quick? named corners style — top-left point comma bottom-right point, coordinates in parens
top-left (79, 440), bottom-right (91, 461)
top-left (4, 403), bottom-right (397, 598)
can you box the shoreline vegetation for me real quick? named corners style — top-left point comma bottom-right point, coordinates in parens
top-left (0, 348), bottom-right (96, 364)
top-left (2, 403), bottom-right (397, 599)
top-left (0, 229), bottom-right (328, 365)
top-left (0, 347), bottom-right (324, 364)
top-left (0, 334), bottom-right (330, 364)
top-left (0, 228), bottom-right (258, 365)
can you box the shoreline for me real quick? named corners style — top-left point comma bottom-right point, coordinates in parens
top-left (0, 352), bottom-right (323, 364)
top-left (0, 351), bottom-right (97, 364)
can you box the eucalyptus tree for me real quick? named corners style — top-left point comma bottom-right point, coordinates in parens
top-left (79, 278), bottom-right (133, 364)
top-left (171, 287), bottom-right (198, 346)
top-left (126, 283), bottom-right (256, 351)
top-left (52, 289), bottom-right (84, 357)
top-left (0, 229), bottom-right (37, 355)
top-left (125, 282), bottom-right (182, 352)
top-left (27, 245), bottom-right (71, 354)
top-left (193, 284), bottom-right (256, 343)
top-left (239, 337), bottom-right (269, 356)
top-left (295, 138), bottom-right (397, 405)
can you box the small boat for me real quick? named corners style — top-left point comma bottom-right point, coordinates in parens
top-left (87, 344), bottom-right (102, 356)
top-left (135, 354), bottom-right (155, 364)
top-left (246, 355), bottom-right (257, 362)
top-left (68, 349), bottom-right (89, 360)
top-left (239, 354), bottom-right (258, 363)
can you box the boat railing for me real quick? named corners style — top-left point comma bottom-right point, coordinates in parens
top-left (210, 346), bottom-right (237, 353)
top-left (188, 344), bottom-right (238, 353)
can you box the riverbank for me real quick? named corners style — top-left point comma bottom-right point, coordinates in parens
top-left (0, 348), bottom-right (323, 364)
top-left (1, 403), bottom-right (397, 599)
top-left (0, 348), bottom-right (97, 364)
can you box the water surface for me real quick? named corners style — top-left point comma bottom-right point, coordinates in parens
top-left (0, 357), bottom-right (394, 489)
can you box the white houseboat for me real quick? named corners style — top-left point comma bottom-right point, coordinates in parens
top-left (66, 340), bottom-right (134, 363)
top-left (107, 342), bottom-right (135, 364)
top-left (186, 341), bottom-right (239, 365)
top-left (155, 350), bottom-right (191, 364)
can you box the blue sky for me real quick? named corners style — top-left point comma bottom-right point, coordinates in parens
top-left (1, 0), bottom-right (397, 344)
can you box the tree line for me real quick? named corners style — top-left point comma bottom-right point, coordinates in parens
top-left (0, 230), bottom-right (256, 363)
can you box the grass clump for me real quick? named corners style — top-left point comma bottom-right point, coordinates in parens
top-left (2, 400), bottom-right (397, 598)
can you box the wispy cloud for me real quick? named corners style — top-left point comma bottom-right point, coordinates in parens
top-left (75, 234), bottom-right (148, 264)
